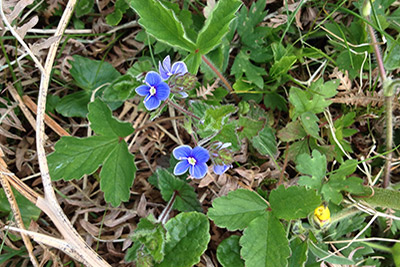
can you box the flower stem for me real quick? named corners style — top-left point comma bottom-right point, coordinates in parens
top-left (201, 55), bottom-right (240, 102)
top-left (157, 191), bottom-right (177, 224)
top-left (166, 99), bottom-right (201, 121)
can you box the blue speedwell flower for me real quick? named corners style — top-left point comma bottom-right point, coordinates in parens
top-left (135, 71), bottom-right (170, 110)
top-left (159, 55), bottom-right (188, 80)
top-left (173, 145), bottom-right (209, 179)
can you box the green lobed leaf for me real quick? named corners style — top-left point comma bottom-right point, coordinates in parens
top-left (157, 212), bottom-right (210, 267)
top-left (231, 50), bottom-right (267, 88)
top-left (277, 120), bottom-right (307, 142)
top-left (296, 150), bottom-right (326, 190)
top-left (207, 189), bottom-right (268, 231)
top-left (263, 91), bottom-right (288, 111)
top-left (321, 160), bottom-right (364, 204)
top-left (69, 55), bottom-right (121, 91)
top-left (308, 241), bottom-right (355, 265)
top-left (240, 212), bottom-right (290, 267)
top-left (300, 111), bottom-right (320, 139)
top-left (269, 55), bottom-right (297, 78)
top-left (129, 0), bottom-right (196, 52)
top-left (198, 104), bottom-right (237, 137)
top-left (236, 116), bottom-right (264, 140)
top-left (87, 98), bottom-right (134, 138)
top-left (217, 235), bottom-right (244, 267)
top-left (269, 185), bottom-right (321, 220)
top-left (48, 135), bottom-right (116, 181)
top-left (288, 237), bottom-right (308, 267)
top-left (251, 126), bottom-right (277, 157)
top-left (100, 141), bottom-right (136, 207)
top-left (156, 169), bottom-right (202, 212)
top-left (196, 0), bottom-right (242, 55)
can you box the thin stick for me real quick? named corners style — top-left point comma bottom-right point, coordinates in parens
top-left (7, 84), bottom-right (37, 132)
top-left (22, 95), bottom-right (70, 137)
top-left (0, 2), bottom-right (45, 73)
top-left (34, 0), bottom-right (111, 265)
top-left (0, 171), bottom-right (39, 267)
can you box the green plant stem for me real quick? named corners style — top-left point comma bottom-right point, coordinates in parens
top-left (166, 99), bottom-right (201, 121)
top-left (360, 241), bottom-right (392, 253)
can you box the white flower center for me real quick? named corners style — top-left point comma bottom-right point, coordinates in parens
top-left (149, 86), bottom-right (156, 96)
top-left (187, 157), bottom-right (196, 166)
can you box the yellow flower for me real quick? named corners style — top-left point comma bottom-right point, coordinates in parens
top-left (313, 204), bottom-right (331, 228)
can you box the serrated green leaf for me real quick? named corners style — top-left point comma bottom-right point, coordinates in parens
top-left (211, 122), bottom-right (240, 151)
top-left (289, 87), bottom-right (311, 119)
top-left (48, 136), bottom-right (116, 181)
top-left (263, 91), bottom-right (287, 111)
top-left (56, 91), bottom-right (91, 118)
top-left (308, 241), bottom-right (355, 265)
top-left (129, 0), bottom-right (196, 51)
top-left (237, 0), bottom-right (267, 38)
top-left (277, 120), bottom-right (307, 142)
top-left (310, 78), bottom-right (338, 98)
top-left (157, 212), bottom-right (210, 267)
top-left (88, 98), bottom-right (134, 137)
top-left (240, 212), bottom-right (290, 267)
top-left (217, 235), bottom-right (244, 267)
top-left (270, 185), bottom-right (321, 220)
top-left (156, 169), bottom-right (202, 212)
top-left (196, 0), bottom-right (241, 54)
top-left (287, 139), bottom-right (309, 162)
top-left (131, 215), bottom-right (166, 263)
top-left (288, 237), bottom-right (308, 267)
top-left (69, 55), bottom-right (121, 91)
top-left (100, 141), bottom-right (136, 207)
top-left (231, 50), bottom-right (267, 88)
top-left (237, 116), bottom-right (264, 140)
top-left (296, 150), bottom-right (326, 190)
top-left (199, 104), bottom-right (237, 136)
top-left (208, 189), bottom-right (268, 231)
top-left (75, 0), bottom-right (93, 17)
top-left (300, 111), bottom-right (320, 139)
top-left (102, 75), bottom-right (140, 102)
top-left (251, 126), bottom-right (277, 157)
top-left (0, 189), bottom-right (41, 227)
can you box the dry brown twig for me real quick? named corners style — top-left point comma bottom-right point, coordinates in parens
top-left (1, 0), bottom-right (111, 265)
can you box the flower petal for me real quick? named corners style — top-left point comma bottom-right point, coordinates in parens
top-left (213, 165), bottom-right (229, 175)
top-left (135, 85), bottom-right (150, 96)
top-left (174, 160), bottom-right (190, 176)
top-left (171, 61), bottom-right (188, 75)
top-left (155, 82), bottom-right (170, 101)
top-left (192, 146), bottom-right (209, 163)
top-left (173, 145), bottom-right (192, 160)
top-left (145, 71), bottom-right (162, 86)
top-left (162, 56), bottom-right (171, 70)
top-left (190, 162), bottom-right (208, 179)
top-left (144, 95), bottom-right (161, 110)
top-left (159, 61), bottom-right (169, 80)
